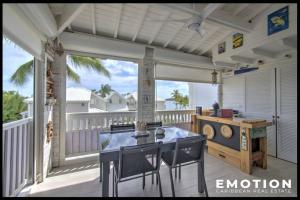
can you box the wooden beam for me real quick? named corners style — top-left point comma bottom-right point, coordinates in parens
top-left (114, 4), bottom-right (123, 38)
top-left (231, 55), bottom-right (256, 64)
top-left (251, 48), bottom-right (277, 58)
top-left (233, 4), bottom-right (249, 16)
top-left (177, 31), bottom-right (196, 50)
top-left (282, 37), bottom-right (297, 49)
top-left (148, 12), bottom-right (171, 45)
top-left (91, 4), bottom-right (96, 34)
top-left (56, 4), bottom-right (87, 37)
top-left (132, 5), bottom-right (149, 42)
top-left (163, 24), bottom-right (184, 48)
top-left (199, 30), bottom-right (232, 55)
top-left (163, 4), bottom-right (254, 33)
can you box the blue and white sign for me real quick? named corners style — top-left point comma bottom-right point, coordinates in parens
top-left (268, 6), bottom-right (289, 36)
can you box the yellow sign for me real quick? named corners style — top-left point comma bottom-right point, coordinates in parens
top-left (232, 33), bottom-right (243, 49)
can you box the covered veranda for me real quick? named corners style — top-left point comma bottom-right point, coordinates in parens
top-left (2, 3), bottom-right (297, 197)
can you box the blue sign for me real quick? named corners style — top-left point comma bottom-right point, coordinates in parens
top-left (234, 67), bottom-right (258, 75)
top-left (268, 6), bottom-right (289, 36)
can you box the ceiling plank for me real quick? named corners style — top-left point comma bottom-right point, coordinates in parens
top-left (232, 4), bottom-right (249, 16)
top-left (188, 26), bottom-right (219, 53)
top-left (230, 55), bottom-right (256, 64)
top-left (163, 23), bottom-right (184, 48)
top-left (114, 4), bottom-right (123, 38)
top-left (148, 12), bottom-right (171, 45)
top-left (91, 4), bottom-right (96, 34)
top-left (246, 4), bottom-right (271, 21)
top-left (132, 5), bottom-right (149, 42)
top-left (176, 31), bottom-right (196, 50)
top-left (56, 4), bottom-right (87, 37)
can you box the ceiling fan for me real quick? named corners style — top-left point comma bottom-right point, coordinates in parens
top-left (147, 4), bottom-right (223, 37)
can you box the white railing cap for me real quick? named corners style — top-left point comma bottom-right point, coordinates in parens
top-left (3, 117), bottom-right (33, 130)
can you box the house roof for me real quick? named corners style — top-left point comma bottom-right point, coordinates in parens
top-left (104, 91), bottom-right (125, 101)
top-left (66, 87), bottom-right (91, 102)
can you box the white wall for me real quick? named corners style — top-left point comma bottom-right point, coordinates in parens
top-left (66, 102), bottom-right (89, 113)
top-left (106, 93), bottom-right (127, 112)
top-left (188, 82), bottom-right (219, 109)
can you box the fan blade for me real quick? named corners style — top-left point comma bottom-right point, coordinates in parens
top-left (145, 18), bottom-right (190, 23)
top-left (200, 3), bottom-right (223, 19)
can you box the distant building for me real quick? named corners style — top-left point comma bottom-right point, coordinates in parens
top-left (104, 91), bottom-right (128, 112)
top-left (124, 92), bottom-right (166, 110)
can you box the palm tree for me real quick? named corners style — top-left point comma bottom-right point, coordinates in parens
top-left (98, 84), bottom-right (113, 98)
top-left (171, 89), bottom-right (180, 110)
top-left (10, 55), bottom-right (111, 86)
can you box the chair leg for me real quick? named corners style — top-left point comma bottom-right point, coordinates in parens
top-left (169, 168), bottom-right (175, 197)
top-left (151, 155), bottom-right (154, 184)
top-left (112, 169), bottom-right (115, 197)
top-left (143, 172), bottom-right (145, 190)
top-left (179, 164), bottom-right (181, 180)
top-left (99, 162), bottom-right (102, 182)
top-left (156, 172), bottom-right (163, 197)
top-left (199, 164), bottom-right (208, 197)
top-left (115, 180), bottom-right (119, 197)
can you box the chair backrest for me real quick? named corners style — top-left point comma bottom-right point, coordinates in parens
top-left (145, 121), bottom-right (162, 130)
top-left (118, 142), bottom-right (162, 179)
top-left (172, 136), bottom-right (205, 166)
top-left (110, 123), bottom-right (135, 132)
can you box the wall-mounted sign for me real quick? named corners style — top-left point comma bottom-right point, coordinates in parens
top-left (218, 42), bottom-right (226, 54)
top-left (232, 33), bottom-right (243, 49)
top-left (268, 6), bottom-right (289, 36)
top-left (234, 67), bottom-right (258, 75)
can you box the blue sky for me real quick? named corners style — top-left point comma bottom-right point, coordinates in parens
top-left (3, 38), bottom-right (188, 99)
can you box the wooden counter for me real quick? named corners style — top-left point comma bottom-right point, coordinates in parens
top-left (191, 114), bottom-right (272, 174)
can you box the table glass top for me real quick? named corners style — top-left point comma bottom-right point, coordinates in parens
top-left (100, 127), bottom-right (200, 152)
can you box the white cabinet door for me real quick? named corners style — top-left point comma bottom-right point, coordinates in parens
top-left (244, 67), bottom-right (277, 157)
top-left (276, 60), bottom-right (297, 163)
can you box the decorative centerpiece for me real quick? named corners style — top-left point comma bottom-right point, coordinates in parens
top-left (132, 121), bottom-right (149, 138)
top-left (212, 101), bottom-right (220, 117)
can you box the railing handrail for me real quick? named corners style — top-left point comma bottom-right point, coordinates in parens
top-left (155, 109), bottom-right (195, 112)
top-left (66, 111), bottom-right (137, 116)
top-left (3, 117), bottom-right (33, 130)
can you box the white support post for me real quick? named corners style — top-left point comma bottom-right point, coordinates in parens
top-left (52, 51), bottom-right (67, 167)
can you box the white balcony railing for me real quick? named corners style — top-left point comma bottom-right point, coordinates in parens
top-left (2, 118), bottom-right (33, 197)
top-left (65, 110), bottom-right (195, 157)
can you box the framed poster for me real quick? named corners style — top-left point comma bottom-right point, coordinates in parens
top-left (232, 33), bottom-right (243, 49)
top-left (268, 6), bottom-right (289, 36)
top-left (218, 42), bottom-right (226, 54)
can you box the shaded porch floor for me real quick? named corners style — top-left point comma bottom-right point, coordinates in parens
top-left (28, 151), bottom-right (297, 197)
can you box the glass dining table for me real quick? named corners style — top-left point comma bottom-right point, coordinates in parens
top-left (99, 126), bottom-right (206, 197)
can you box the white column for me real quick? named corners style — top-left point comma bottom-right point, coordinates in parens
top-left (52, 52), bottom-right (66, 167)
top-left (218, 72), bottom-right (223, 107)
top-left (34, 58), bottom-right (45, 183)
top-left (137, 47), bottom-right (155, 122)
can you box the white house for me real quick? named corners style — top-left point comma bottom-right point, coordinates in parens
top-left (104, 91), bottom-right (128, 112)
top-left (66, 87), bottom-right (107, 113)
top-left (124, 91), bottom-right (166, 110)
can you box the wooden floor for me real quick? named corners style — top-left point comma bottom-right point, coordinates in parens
top-left (28, 150), bottom-right (297, 197)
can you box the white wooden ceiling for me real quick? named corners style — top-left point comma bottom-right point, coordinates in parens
top-left (48, 3), bottom-right (271, 57)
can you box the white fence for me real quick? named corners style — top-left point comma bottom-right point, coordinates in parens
top-left (2, 118), bottom-right (33, 197)
top-left (65, 110), bottom-right (195, 156)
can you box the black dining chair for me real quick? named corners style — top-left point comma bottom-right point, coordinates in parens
top-left (145, 121), bottom-right (162, 185)
top-left (100, 124), bottom-right (135, 184)
top-left (112, 142), bottom-right (163, 197)
top-left (161, 136), bottom-right (208, 197)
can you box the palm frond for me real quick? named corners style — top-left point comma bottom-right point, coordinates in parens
top-left (69, 55), bottom-right (111, 79)
top-left (10, 60), bottom-right (34, 85)
top-left (66, 65), bottom-right (80, 83)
